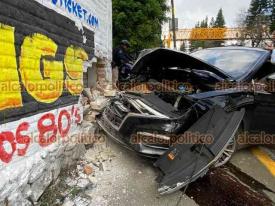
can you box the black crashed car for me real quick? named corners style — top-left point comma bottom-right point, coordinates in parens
top-left (97, 47), bottom-right (275, 194)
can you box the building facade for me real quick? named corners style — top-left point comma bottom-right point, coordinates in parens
top-left (0, 0), bottom-right (112, 204)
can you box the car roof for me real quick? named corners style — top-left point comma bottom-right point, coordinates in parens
top-left (204, 46), bottom-right (269, 53)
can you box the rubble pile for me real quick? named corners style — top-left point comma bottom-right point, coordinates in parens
top-left (38, 84), bottom-right (118, 206)
top-left (38, 137), bottom-right (117, 206)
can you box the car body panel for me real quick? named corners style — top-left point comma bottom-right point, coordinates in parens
top-left (131, 48), bottom-right (231, 80)
top-left (154, 106), bottom-right (245, 194)
top-left (131, 47), bottom-right (271, 82)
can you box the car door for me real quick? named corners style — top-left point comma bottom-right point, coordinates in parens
top-left (154, 106), bottom-right (245, 195)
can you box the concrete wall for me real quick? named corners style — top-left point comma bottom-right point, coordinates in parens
top-left (0, 0), bottom-right (112, 205)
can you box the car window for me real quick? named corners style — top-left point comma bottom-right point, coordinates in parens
top-left (192, 49), bottom-right (266, 79)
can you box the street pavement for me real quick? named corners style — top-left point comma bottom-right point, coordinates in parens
top-left (86, 137), bottom-right (275, 206)
top-left (58, 135), bottom-right (275, 206)
top-left (231, 146), bottom-right (275, 203)
top-left (85, 137), bottom-right (198, 206)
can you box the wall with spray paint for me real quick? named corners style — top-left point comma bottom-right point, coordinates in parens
top-left (0, 0), bottom-right (112, 204)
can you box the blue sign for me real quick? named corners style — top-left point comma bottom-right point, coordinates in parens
top-left (52, 0), bottom-right (99, 28)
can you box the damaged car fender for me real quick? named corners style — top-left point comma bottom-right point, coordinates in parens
top-left (154, 106), bottom-right (245, 195)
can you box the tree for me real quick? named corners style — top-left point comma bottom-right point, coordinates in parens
top-left (214, 8), bottom-right (226, 28)
top-left (213, 9), bottom-right (226, 47)
top-left (242, 0), bottom-right (273, 47)
top-left (246, 0), bottom-right (269, 27)
top-left (190, 18), bottom-right (206, 51)
top-left (268, 0), bottom-right (275, 32)
top-left (200, 16), bottom-right (209, 28)
top-left (112, 0), bottom-right (168, 52)
top-left (210, 17), bottom-right (215, 28)
top-left (190, 16), bottom-right (211, 51)
top-left (190, 9), bottom-right (227, 51)
top-left (235, 9), bottom-right (249, 46)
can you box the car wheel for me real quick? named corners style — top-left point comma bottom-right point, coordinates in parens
top-left (214, 136), bottom-right (237, 168)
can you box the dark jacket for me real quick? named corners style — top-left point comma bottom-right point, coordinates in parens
top-left (112, 46), bottom-right (132, 68)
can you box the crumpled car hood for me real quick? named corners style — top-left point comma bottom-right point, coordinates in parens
top-left (131, 48), bottom-right (231, 80)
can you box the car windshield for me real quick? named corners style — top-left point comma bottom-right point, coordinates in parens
top-left (192, 49), bottom-right (265, 79)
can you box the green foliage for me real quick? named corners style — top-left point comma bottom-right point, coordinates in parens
top-left (244, 0), bottom-right (274, 46)
top-left (190, 9), bottom-right (226, 51)
top-left (112, 0), bottom-right (168, 52)
top-left (245, 0), bottom-right (274, 31)
top-left (246, 0), bottom-right (269, 27)
top-left (200, 16), bottom-right (209, 28)
top-left (213, 9), bottom-right (226, 47)
top-left (214, 9), bottom-right (226, 28)
top-left (190, 40), bottom-right (205, 51)
top-left (269, 0), bottom-right (275, 32)
top-left (210, 17), bottom-right (215, 28)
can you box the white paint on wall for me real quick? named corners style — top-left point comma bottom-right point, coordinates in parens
top-left (0, 104), bottom-right (83, 169)
top-left (36, 0), bottom-right (112, 61)
top-left (0, 0), bottom-right (113, 202)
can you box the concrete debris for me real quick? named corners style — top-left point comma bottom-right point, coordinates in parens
top-left (84, 111), bottom-right (100, 123)
top-left (73, 196), bottom-right (91, 206)
top-left (38, 132), bottom-right (200, 206)
top-left (83, 105), bottom-right (92, 116)
top-left (30, 168), bottom-right (53, 202)
top-left (65, 178), bottom-right (78, 187)
top-left (95, 81), bottom-right (108, 94)
top-left (91, 196), bottom-right (108, 206)
top-left (91, 88), bottom-right (103, 100)
top-left (87, 176), bottom-right (98, 185)
top-left (7, 192), bottom-right (32, 206)
top-left (78, 121), bottom-right (97, 145)
top-left (28, 157), bottom-right (47, 184)
top-left (104, 89), bottom-right (117, 97)
top-left (80, 96), bottom-right (90, 107)
top-left (76, 179), bottom-right (90, 189)
top-left (83, 88), bottom-right (94, 103)
top-left (84, 147), bottom-right (115, 165)
top-left (63, 199), bottom-right (75, 206)
top-left (104, 84), bottom-right (117, 97)
top-left (90, 97), bottom-right (109, 111)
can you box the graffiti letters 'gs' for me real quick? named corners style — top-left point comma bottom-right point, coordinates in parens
top-left (0, 23), bottom-right (88, 164)
top-left (0, 23), bottom-right (88, 110)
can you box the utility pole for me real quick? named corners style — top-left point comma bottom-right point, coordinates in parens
top-left (171, 0), bottom-right (177, 49)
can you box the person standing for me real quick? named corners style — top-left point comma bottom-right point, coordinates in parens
top-left (112, 40), bottom-right (132, 87)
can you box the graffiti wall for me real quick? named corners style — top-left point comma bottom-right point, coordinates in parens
top-left (41, 0), bottom-right (113, 60)
top-left (0, 0), bottom-right (112, 203)
top-left (0, 0), bottom-right (94, 164)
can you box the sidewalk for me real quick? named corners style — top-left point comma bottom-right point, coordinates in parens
top-left (38, 132), bottom-right (198, 206)
top-left (81, 136), bottom-right (197, 206)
